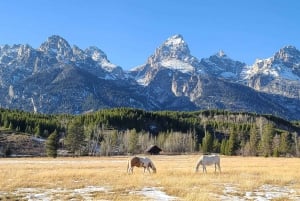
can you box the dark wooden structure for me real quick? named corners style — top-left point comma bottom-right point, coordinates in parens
top-left (145, 145), bottom-right (162, 155)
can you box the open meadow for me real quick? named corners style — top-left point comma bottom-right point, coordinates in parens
top-left (0, 155), bottom-right (300, 201)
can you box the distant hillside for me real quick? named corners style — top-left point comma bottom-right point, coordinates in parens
top-left (0, 131), bottom-right (45, 157)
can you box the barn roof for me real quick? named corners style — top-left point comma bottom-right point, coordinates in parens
top-left (145, 145), bottom-right (162, 153)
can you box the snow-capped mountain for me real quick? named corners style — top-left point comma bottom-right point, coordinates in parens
top-left (243, 46), bottom-right (300, 98)
top-left (200, 50), bottom-right (246, 81)
top-left (0, 35), bottom-right (300, 120)
top-left (0, 44), bottom-right (39, 88)
top-left (129, 34), bottom-right (202, 86)
top-left (129, 35), bottom-right (300, 119)
top-left (0, 35), bottom-right (135, 113)
top-left (39, 35), bottom-right (73, 62)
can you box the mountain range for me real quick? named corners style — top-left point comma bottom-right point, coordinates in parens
top-left (0, 34), bottom-right (300, 120)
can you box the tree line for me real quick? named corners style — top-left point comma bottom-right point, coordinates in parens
top-left (0, 108), bottom-right (299, 157)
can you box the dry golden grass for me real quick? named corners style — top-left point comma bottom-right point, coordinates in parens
top-left (0, 155), bottom-right (300, 200)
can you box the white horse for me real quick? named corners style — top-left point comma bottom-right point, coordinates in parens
top-left (127, 156), bottom-right (157, 174)
top-left (195, 155), bottom-right (221, 173)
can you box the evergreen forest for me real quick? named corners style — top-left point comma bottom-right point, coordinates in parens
top-left (0, 108), bottom-right (299, 157)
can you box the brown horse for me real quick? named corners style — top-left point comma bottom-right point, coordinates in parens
top-left (127, 156), bottom-right (156, 174)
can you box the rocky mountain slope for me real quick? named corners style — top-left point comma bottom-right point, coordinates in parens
top-left (243, 46), bottom-right (300, 98)
top-left (0, 35), bottom-right (300, 120)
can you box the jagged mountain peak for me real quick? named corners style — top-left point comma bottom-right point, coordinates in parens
top-left (216, 50), bottom-right (227, 58)
top-left (163, 34), bottom-right (185, 46)
top-left (40, 35), bottom-right (70, 50)
top-left (250, 45), bottom-right (300, 72)
top-left (39, 35), bottom-right (72, 59)
top-left (84, 46), bottom-right (122, 75)
top-left (243, 45), bottom-right (300, 99)
top-left (132, 34), bottom-right (200, 85)
top-left (85, 46), bottom-right (108, 62)
top-left (273, 45), bottom-right (300, 63)
top-left (208, 50), bottom-right (230, 60)
top-left (151, 34), bottom-right (191, 62)
top-left (199, 50), bottom-right (246, 80)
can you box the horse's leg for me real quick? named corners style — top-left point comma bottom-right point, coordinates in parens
top-left (127, 167), bottom-right (131, 174)
top-left (217, 162), bottom-right (221, 172)
top-left (127, 161), bottom-right (130, 174)
top-left (195, 162), bottom-right (200, 172)
top-left (130, 167), bottom-right (133, 174)
top-left (147, 166), bottom-right (151, 174)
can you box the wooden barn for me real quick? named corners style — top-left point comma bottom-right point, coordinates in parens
top-left (145, 145), bottom-right (162, 155)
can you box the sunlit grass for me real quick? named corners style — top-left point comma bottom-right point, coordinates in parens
top-left (0, 155), bottom-right (299, 200)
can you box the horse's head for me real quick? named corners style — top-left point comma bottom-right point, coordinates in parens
top-left (149, 162), bottom-right (156, 173)
top-left (151, 166), bottom-right (157, 173)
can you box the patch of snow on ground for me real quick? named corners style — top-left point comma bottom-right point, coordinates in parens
top-left (130, 187), bottom-right (178, 201)
top-left (14, 186), bottom-right (110, 201)
top-left (213, 183), bottom-right (300, 201)
top-left (245, 184), bottom-right (298, 201)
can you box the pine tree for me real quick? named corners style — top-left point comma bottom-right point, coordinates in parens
top-left (201, 131), bottom-right (213, 154)
top-left (249, 125), bottom-right (258, 156)
top-left (279, 132), bottom-right (290, 156)
top-left (46, 130), bottom-right (59, 158)
top-left (34, 124), bottom-right (42, 137)
top-left (212, 138), bottom-right (220, 153)
top-left (259, 123), bottom-right (274, 157)
top-left (227, 126), bottom-right (239, 155)
top-left (272, 134), bottom-right (280, 157)
top-left (220, 139), bottom-right (227, 155)
top-left (128, 129), bottom-right (138, 154)
top-left (65, 119), bottom-right (85, 156)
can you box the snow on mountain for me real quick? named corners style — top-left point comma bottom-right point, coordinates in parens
top-left (39, 35), bottom-right (73, 62)
top-left (130, 34), bottom-right (200, 86)
top-left (164, 34), bottom-right (185, 46)
top-left (200, 50), bottom-right (246, 80)
top-left (274, 45), bottom-right (300, 64)
top-left (160, 59), bottom-right (194, 73)
top-left (38, 35), bottom-right (123, 79)
top-left (242, 45), bottom-right (300, 98)
top-left (243, 58), bottom-right (300, 81)
top-left (244, 46), bottom-right (300, 80)
top-left (85, 46), bottom-right (118, 72)
top-left (149, 34), bottom-right (200, 71)
top-left (1, 34), bottom-right (300, 120)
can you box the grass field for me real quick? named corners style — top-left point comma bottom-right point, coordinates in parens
top-left (0, 155), bottom-right (300, 200)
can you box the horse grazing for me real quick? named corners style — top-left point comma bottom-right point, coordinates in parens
top-left (127, 156), bottom-right (156, 174)
top-left (195, 155), bottom-right (221, 173)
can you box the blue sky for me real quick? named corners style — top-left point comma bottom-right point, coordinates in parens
top-left (0, 0), bottom-right (299, 69)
